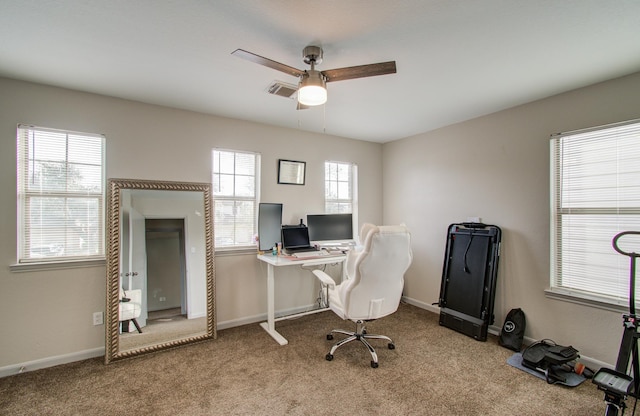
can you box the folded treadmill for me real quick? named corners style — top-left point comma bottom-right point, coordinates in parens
top-left (438, 223), bottom-right (502, 341)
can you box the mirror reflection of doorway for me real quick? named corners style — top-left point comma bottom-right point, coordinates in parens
top-left (145, 219), bottom-right (186, 324)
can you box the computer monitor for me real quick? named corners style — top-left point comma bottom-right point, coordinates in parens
top-left (307, 213), bottom-right (353, 244)
top-left (258, 203), bottom-right (282, 251)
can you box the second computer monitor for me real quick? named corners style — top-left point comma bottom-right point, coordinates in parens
top-left (307, 213), bottom-right (353, 243)
top-left (258, 203), bottom-right (283, 251)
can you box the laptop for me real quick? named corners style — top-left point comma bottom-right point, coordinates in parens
top-left (281, 226), bottom-right (317, 253)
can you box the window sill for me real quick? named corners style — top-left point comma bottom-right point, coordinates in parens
top-left (214, 247), bottom-right (260, 257)
top-left (10, 258), bottom-right (106, 273)
top-left (545, 288), bottom-right (628, 314)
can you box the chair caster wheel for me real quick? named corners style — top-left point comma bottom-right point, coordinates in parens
top-left (327, 334), bottom-right (333, 340)
top-left (371, 361), bottom-right (379, 368)
top-left (326, 353), bottom-right (333, 361)
top-left (388, 343), bottom-right (395, 350)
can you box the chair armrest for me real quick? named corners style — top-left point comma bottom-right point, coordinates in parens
top-left (312, 270), bottom-right (335, 288)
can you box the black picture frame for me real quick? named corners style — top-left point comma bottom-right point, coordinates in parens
top-left (277, 159), bottom-right (306, 185)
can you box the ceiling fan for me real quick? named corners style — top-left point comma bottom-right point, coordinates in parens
top-left (232, 46), bottom-right (396, 107)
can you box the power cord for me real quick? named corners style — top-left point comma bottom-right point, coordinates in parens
top-left (462, 230), bottom-right (474, 273)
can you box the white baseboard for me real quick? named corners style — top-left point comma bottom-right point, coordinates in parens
top-left (0, 347), bottom-right (104, 379)
top-left (402, 296), bottom-right (440, 313)
top-left (217, 313), bottom-right (265, 330)
top-left (216, 303), bottom-right (319, 330)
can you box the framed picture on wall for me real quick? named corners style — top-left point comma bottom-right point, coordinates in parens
top-left (278, 159), bottom-right (306, 185)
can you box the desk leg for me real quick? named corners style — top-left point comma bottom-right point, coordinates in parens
top-left (259, 263), bottom-right (288, 345)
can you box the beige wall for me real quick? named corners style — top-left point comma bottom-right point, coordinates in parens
top-left (0, 77), bottom-right (382, 370)
top-left (383, 71), bottom-right (640, 367)
top-left (2, 70), bottom-right (639, 374)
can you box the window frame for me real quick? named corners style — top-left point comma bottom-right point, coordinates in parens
top-left (324, 160), bottom-right (358, 240)
top-left (548, 118), bottom-right (640, 311)
top-left (324, 160), bottom-right (357, 214)
top-left (15, 124), bottom-right (106, 266)
top-left (212, 148), bottom-right (261, 251)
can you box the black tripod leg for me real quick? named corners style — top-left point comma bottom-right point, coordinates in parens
top-left (632, 339), bottom-right (640, 398)
top-left (615, 325), bottom-right (636, 374)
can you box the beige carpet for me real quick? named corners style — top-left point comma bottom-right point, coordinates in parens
top-left (120, 309), bottom-right (207, 352)
top-left (0, 303), bottom-right (609, 415)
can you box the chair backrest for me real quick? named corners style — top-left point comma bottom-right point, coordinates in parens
top-left (339, 224), bottom-right (412, 321)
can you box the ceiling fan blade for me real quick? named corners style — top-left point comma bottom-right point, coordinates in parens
top-left (321, 61), bottom-right (396, 82)
top-left (231, 49), bottom-right (304, 78)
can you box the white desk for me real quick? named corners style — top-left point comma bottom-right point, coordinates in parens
top-left (257, 253), bottom-right (347, 345)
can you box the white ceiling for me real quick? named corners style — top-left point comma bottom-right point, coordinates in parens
top-left (1, 1), bottom-right (640, 143)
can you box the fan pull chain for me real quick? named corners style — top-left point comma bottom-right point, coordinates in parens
top-left (323, 103), bottom-right (326, 134)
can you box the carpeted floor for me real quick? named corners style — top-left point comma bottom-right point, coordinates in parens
top-left (120, 308), bottom-right (207, 352)
top-left (0, 303), bottom-right (609, 415)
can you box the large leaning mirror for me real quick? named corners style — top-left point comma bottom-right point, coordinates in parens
top-left (105, 178), bottom-right (215, 364)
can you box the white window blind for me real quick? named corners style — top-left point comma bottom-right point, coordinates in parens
top-left (17, 125), bottom-right (105, 263)
top-left (325, 161), bottom-right (355, 214)
top-left (550, 119), bottom-right (640, 307)
top-left (212, 149), bottom-right (259, 248)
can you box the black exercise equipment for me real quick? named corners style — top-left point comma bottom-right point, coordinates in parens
top-left (593, 231), bottom-right (640, 416)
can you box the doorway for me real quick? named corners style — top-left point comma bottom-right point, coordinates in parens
top-left (145, 219), bottom-right (187, 320)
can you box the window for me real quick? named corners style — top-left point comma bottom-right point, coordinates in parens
top-left (324, 161), bottom-right (356, 214)
top-left (17, 125), bottom-right (105, 263)
top-left (550, 119), bottom-right (640, 308)
top-left (212, 149), bottom-right (260, 249)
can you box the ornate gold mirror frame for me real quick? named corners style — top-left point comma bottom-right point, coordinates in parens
top-left (105, 178), bottom-right (216, 364)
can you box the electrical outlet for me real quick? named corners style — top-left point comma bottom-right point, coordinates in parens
top-left (93, 312), bottom-right (104, 326)
top-left (159, 297), bottom-right (166, 302)
top-left (466, 216), bottom-right (481, 223)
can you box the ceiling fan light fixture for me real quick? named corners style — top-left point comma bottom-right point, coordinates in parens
top-left (298, 70), bottom-right (327, 106)
top-left (233, 46), bottom-right (397, 108)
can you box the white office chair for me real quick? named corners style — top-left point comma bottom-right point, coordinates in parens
top-left (313, 224), bottom-right (412, 368)
top-left (119, 288), bottom-right (143, 333)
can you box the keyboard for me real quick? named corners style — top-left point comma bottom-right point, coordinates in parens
top-left (292, 251), bottom-right (329, 258)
